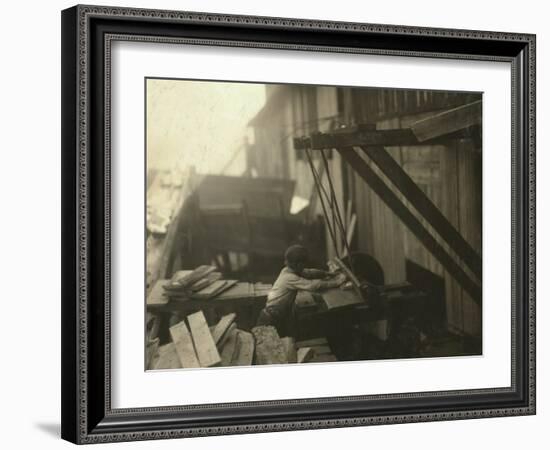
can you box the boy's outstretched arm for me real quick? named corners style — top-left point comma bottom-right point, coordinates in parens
top-left (301, 268), bottom-right (329, 279)
top-left (288, 273), bottom-right (347, 291)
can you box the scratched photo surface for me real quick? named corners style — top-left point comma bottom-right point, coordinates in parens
top-left (145, 78), bottom-right (482, 371)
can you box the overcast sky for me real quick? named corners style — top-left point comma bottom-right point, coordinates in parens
top-left (146, 78), bottom-right (266, 174)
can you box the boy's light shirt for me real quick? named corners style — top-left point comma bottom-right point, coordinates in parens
top-left (266, 267), bottom-right (325, 309)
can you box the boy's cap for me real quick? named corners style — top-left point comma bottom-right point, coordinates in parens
top-left (285, 245), bottom-right (308, 266)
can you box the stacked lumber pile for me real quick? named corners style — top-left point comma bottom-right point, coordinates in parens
top-left (148, 265), bottom-right (238, 305)
top-left (149, 311), bottom-right (255, 370)
top-left (148, 313), bottom-right (338, 370)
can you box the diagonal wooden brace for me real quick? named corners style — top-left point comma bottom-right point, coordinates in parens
top-left (358, 145), bottom-right (482, 280)
top-left (336, 147), bottom-right (482, 305)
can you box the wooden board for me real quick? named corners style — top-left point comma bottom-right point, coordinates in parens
top-left (169, 320), bottom-right (200, 368)
top-left (311, 345), bottom-right (332, 355)
top-left (220, 328), bottom-right (239, 366)
top-left (170, 266), bottom-right (216, 289)
top-left (218, 323), bottom-right (237, 349)
top-left (153, 343), bottom-right (182, 370)
top-left (191, 280), bottom-right (238, 300)
top-left (297, 347), bottom-right (314, 363)
top-left (164, 270), bottom-right (193, 290)
top-left (187, 311), bottom-right (221, 367)
top-left (332, 257), bottom-right (362, 291)
top-left (321, 288), bottom-right (363, 310)
top-left (252, 326), bottom-right (288, 365)
top-left (232, 330), bottom-right (255, 366)
top-left (189, 272), bottom-right (222, 292)
top-left (211, 313), bottom-right (237, 345)
top-left (164, 293), bottom-right (191, 302)
top-left (281, 336), bottom-right (297, 363)
top-left (147, 280), bottom-right (170, 307)
top-left (296, 337), bottom-right (328, 349)
top-left (170, 269), bottom-right (194, 282)
top-left (411, 100), bottom-right (482, 142)
top-left (215, 282), bottom-right (255, 300)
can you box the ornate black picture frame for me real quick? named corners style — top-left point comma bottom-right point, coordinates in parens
top-left (61, 4), bottom-right (536, 444)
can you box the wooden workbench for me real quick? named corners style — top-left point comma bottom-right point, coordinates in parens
top-left (147, 281), bottom-right (271, 333)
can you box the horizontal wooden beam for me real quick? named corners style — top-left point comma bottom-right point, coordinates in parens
top-left (411, 100), bottom-right (482, 142)
top-left (294, 125), bottom-right (474, 150)
top-left (358, 145), bottom-right (482, 279)
top-left (336, 147), bottom-right (481, 305)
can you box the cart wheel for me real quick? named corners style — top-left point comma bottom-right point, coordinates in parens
top-left (340, 252), bottom-right (385, 285)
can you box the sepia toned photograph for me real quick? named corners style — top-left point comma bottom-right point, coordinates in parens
top-left (145, 78), bottom-right (482, 370)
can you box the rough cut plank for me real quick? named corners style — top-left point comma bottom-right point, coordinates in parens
top-left (232, 330), bottom-right (255, 366)
top-left (181, 266), bottom-right (216, 286)
top-left (169, 320), bottom-right (200, 368)
top-left (153, 343), bottom-right (182, 370)
top-left (147, 280), bottom-right (171, 306)
top-left (191, 279), bottom-right (238, 299)
top-left (411, 100), bottom-right (482, 142)
top-left (164, 290), bottom-right (192, 302)
top-left (165, 270), bottom-right (194, 290)
top-left (333, 257), bottom-right (362, 290)
top-left (296, 337), bottom-right (328, 349)
top-left (321, 288), bottom-right (363, 310)
top-left (170, 269), bottom-right (194, 282)
top-left (297, 347), bottom-right (314, 363)
top-left (189, 272), bottom-right (222, 292)
top-left (170, 266), bottom-right (216, 288)
top-left (218, 323), bottom-right (237, 349)
top-left (311, 345), bottom-right (332, 355)
top-left (252, 326), bottom-right (288, 365)
top-left (214, 282), bottom-right (254, 300)
top-left (187, 311), bottom-right (221, 367)
top-left (281, 336), bottom-right (297, 363)
top-left (220, 328), bottom-right (239, 366)
top-left (211, 313), bottom-right (237, 344)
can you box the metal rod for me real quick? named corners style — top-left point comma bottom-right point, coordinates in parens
top-left (320, 150), bottom-right (355, 273)
top-left (305, 149), bottom-right (340, 259)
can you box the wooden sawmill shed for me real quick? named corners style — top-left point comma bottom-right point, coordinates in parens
top-left (247, 84), bottom-right (482, 337)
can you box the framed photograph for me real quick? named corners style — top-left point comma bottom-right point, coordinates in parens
top-left (61, 5), bottom-right (536, 444)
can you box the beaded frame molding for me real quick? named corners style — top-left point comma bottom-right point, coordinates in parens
top-left (61, 4), bottom-right (536, 444)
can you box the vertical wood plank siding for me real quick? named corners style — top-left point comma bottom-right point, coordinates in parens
top-left (343, 88), bottom-right (482, 336)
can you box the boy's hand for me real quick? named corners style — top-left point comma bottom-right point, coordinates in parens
top-left (332, 273), bottom-right (347, 286)
top-left (327, 260), bottom-right (339, 273)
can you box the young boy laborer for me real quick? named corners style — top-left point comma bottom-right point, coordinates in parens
top-left (256, 244), bottom-right (346, 337)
